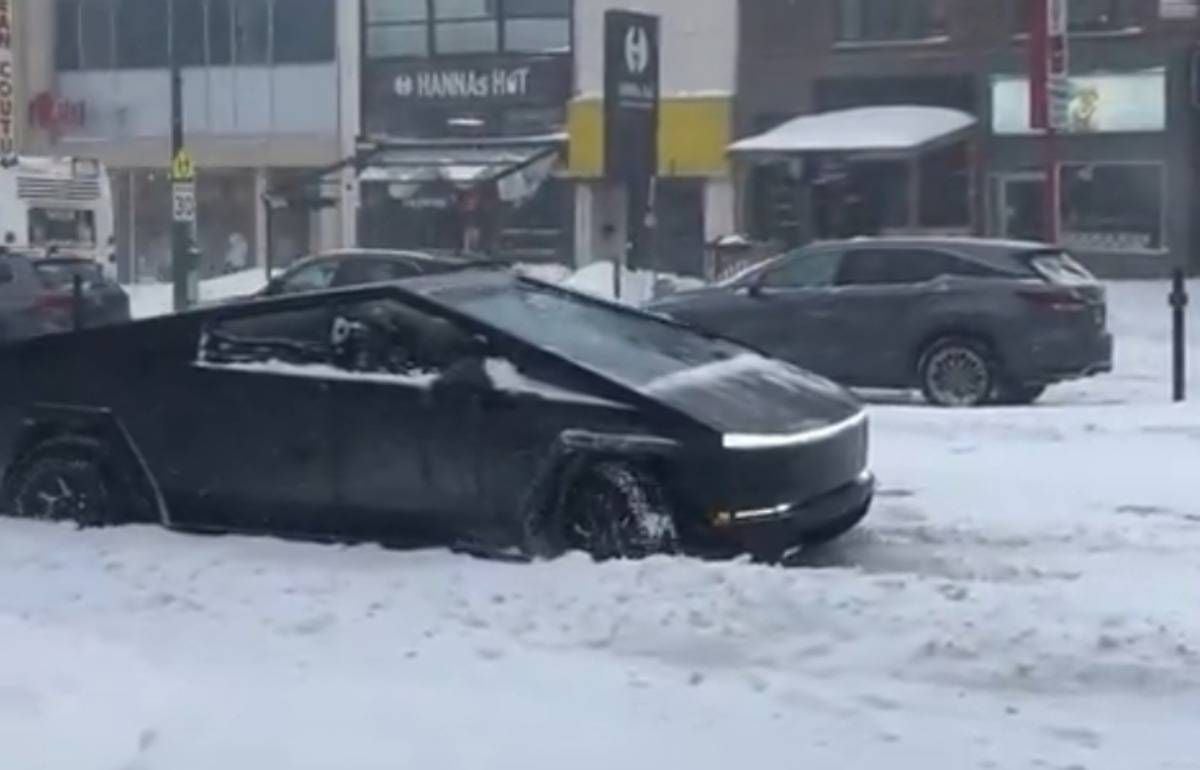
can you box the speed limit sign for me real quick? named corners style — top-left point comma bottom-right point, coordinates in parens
top-left (173, 182), bottom-right (196, 223)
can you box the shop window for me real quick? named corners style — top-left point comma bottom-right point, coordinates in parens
top-left (1059, 163), bottom-right (1164, 252)
top-left (504, 0), bottom-right (569, 14)
top-left (836, 0), bottom-right (948, 43)
top-left (368, 0), bottom-right (429, 23)
top-left (172, 0), bottom-right (208, 66)
top-left (130, 169), bottom-right (173, 282)
top-left (234, 0), bottom-right (271, 65)
top-left (435, 21), bottom-right (499, 53)
top-left (504, 18), bottom-right (569, 52)
top-left (653, 181), bottom-right (706, 278)
top-left (208, 0), bottom-right (234, 65)
top-left (501, 106), bottom-right (565, 135)
top-left (503, 0), bottom-right (570, 52)
top-left (80, 0), bottom-right (116, 69)
top-left (918, 143), bottom-right (971, 229)
top-left (274, 0), bottom-right (335, 63)
top-left (197, 170), bottom-right (258, 277)
top-left (116, 0), bottom-right (169, 68)
top-left (368, 25), bottom-right (430, 58)
top-left (1014, 0), bottom-right (1137, 33)
top-left (435, 0), bottom-right (498, 19)
top-left (367, 0), bottom-right (569, 57)
top-left (366, 0), bottom-right (430, 58)
top-left (55, 0), bottom-right (82, 70)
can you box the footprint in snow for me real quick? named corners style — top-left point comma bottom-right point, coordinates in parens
top-left (288, 613), bottom-right (336, 636)
top-left (1045, 726), bottom-right (1102, 750)
top-left (858, 694), bottom-right (901, 711)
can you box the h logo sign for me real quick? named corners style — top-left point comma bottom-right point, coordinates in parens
top-left (625, 26), bottom-right (650, 75)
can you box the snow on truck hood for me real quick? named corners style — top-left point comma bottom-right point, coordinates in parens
top-left (640, 354), bottom-right (865, 448)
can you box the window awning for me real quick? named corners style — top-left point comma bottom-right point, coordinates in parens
top-left (358, 134), bottom-right (565, 203)
top-left (729, 106), bottom-right (977, 160)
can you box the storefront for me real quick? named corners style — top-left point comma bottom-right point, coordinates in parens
top-left (735, 105), bottom-right (978, 247)
top-left (567, 0), bottom-right (737, 279)
top-left (987, 67), bottom-right (1176, 274)
top-left (29, 0), bottom-right (346, 282)
top-left (359, 1), bottom-right (574, 261)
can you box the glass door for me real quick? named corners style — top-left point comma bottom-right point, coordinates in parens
top-left (994, 173), bottom-right (1046, 242)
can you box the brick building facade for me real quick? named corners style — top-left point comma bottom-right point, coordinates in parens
top-left (737, 0), bottom-right (1200, 276)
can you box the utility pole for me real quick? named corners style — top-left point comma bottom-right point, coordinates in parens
top-left (169, 51), bottom-right (197, 312)
top-left (1030, 0), bottom-right (1068, 243)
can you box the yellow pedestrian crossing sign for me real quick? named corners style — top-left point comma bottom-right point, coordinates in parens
top-left (171, 149), bottom-right (195, 182)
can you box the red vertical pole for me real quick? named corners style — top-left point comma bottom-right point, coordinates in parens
top-left (1043, 128), bottom-right (1059, 243)
top-left (1029, 0), bottom-right (1061, 244)
top-left (1029, 0), bottom-right (1049, 132)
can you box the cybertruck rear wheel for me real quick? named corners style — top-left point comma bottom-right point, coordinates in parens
top-left (565, 462), bottom-right (678, 560)
top-left (2, 437), bottom-right (129, 526)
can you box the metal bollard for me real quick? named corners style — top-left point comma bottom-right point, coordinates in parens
top-left (1170, 268), bottom-right (1188, 403)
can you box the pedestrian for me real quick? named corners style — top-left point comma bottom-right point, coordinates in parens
top-left (224, 232), bottom-right (249, 274)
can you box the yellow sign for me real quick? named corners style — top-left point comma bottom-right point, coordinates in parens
top-left (171, 149), bottom-right (195, 182)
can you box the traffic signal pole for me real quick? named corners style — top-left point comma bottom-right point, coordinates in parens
top-left (170, 53), bottom-right (197, 312)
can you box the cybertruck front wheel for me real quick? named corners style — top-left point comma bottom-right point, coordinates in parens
top-left (564, 462), bottom-right (678, 560)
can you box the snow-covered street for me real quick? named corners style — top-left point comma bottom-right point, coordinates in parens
top-left (2, 277), bottom-right (1198, 769)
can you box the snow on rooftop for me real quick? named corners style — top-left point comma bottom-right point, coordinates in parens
top-left (729, 106), bottom-right (977, 156)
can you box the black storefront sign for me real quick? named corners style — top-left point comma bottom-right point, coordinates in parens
top-left (604, 10), bottom-right (660, 268)
top-left (363, 54), bottom-right (572, 137)
top-left (604, 10), bottom-right (660, 180)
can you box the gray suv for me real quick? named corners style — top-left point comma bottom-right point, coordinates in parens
top-left (648, 238), bottom-right (1113, 407)
top-left (0, 253), bottom-right (130, 344)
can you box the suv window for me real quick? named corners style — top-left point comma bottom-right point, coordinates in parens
top-left (276, 260), bottom-right (339, 295)
top-left (334, 257), bottom-right (422, 287)
top-left (34, 259), bottom-right (104, 289)
top-left (759, 249), bottom-right (841, 289)
top-left (836, 248), bottom-right (969, 286)
top-left (200, 298), bottom-right (481, 380)
top-left (0, 261), bottom-right (13, 285)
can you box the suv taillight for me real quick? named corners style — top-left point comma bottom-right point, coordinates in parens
top-left (34, 293), bottom-right (76, 315)
top-left (1016, 287), bottom-right (1088, 313)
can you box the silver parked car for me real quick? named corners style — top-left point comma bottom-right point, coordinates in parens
top-left (648, 237), bottom-right (1114, 407)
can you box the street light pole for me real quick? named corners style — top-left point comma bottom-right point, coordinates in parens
top-left (170, 50), bottom-right (197, 312)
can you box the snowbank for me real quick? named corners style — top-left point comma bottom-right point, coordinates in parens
top-left (562, 261), bottom-right (705, 304)
top-left (126, 269), bottom-right (269, 319)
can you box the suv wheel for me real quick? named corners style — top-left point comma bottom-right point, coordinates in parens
top-left (919, 337), bottom-right (995, 408)
top-left (565, 462), bottom-right (678, 560)
top-left (2, 437), bottom-right (125, 526)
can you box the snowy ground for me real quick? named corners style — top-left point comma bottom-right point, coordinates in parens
top-left (3, 274), bottom-right (1198, 769)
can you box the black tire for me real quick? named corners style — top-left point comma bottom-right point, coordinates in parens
top-left (991, 381), bottom-right (1047, 406)
top-left (799, 503), bottom-right (871, 547)
top-left (1, 437), bottom-right (126, 526)
top-left (564, 462), bottom-right (678, 560)
top-left (919, 337), bottom-right (996, 408)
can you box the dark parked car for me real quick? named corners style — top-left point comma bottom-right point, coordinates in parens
top-left (0, 269), bottom-right (872, 561)
top-left (649, 238), bottom-right (1113, 407)
top-left (0, 253), bottom-right (130, 343)
top-left (255, 248), bottom-right (476, 299)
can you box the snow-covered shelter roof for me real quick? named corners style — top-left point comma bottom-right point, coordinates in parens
top-left (729, 106), bottom-right (977, 159)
